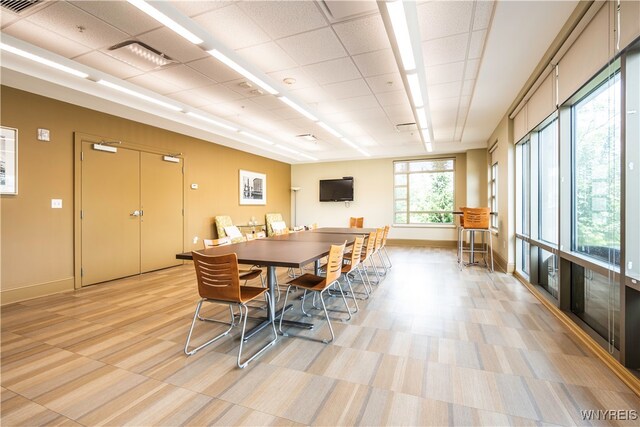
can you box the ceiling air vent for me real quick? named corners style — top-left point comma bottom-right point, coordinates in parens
top-left (1, 0), bottom-right (41, 14)
top-left (395, 123), bottom-right (418, 133)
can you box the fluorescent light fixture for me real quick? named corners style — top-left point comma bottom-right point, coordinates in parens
top-left (239, 130), bottom-right (274, 145)
top-left (279, 96), bottom-right (318, 121)
top-left (93, 144), bottom-right (117, 153)
top-left (186, 111), bottom-right (238, 132)
top-left (341, 138), bottom-right (359, 149)
top-left (0, 42), bottom-right (89, 78)
top-left (98, 80), bottom-right (182, 111)
top-left (317, 121), bottom-right (342, 138)
top-left (299, 153), bottom-right (318, 161)
top-left (208, 49), bottom-right (278, 95)
top-left (386, 1), bottom-right (415, 71)
top-left (163, 155), bottom-right (180, 163)
top-left (356, 147), bottom-right (371, 157)
top-left (416, 107), bottom-right (428, 129)
top-left (275, 144), bottom-right (299, 154)
top-left (425, 142), bottom-right (433, 152)
top-left (420, 128), bottom-right (431, 143)
top-left (407, 73), bottom-right (423, 108)
top-left (127, 0), bottom-right (203, 45)
top-left (108, 40), bottom-right (175, 71)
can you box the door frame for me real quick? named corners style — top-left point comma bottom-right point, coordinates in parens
top-left (73, 132), bottom-right (186, 289)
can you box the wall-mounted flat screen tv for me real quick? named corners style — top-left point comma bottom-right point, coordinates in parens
top-left (319, 177), bottom-right (354, 202)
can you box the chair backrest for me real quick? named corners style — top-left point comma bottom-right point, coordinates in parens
top-left (458, 208), bottom-right (465, 228)
top-left (265, 213), bottom-right (284, 236)
top-left (381, 225), bottom-right (390, 246)
top-left (349, 217), bottom-right (364, 228)
top-left (214, 215), bottom-right (233, 239)
top-left (345, 236), bottom-right (365, 272)
top-left (362, 231), bottom-right (376, 259)
top-left (373, 228), bottom-right (384, 251)
top-left (325, 242), bottom-right (346, 284)
top-left (203, 237), bottom-right (231, 249)
top-left (192, 251), bottom-right (241, 302)
top-left (461, 207), bottom-right (490, 229)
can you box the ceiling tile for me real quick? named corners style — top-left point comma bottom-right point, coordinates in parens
top-left (26, 1), bottom-right (128, 50)
top-left (464, 59), bottom-right (480, 80)
top-left (69, 1), bottom-right (160, 36)
top-left (236, 42), bottom-right (297, 73)
top-left (237, 1), bottom-right (326, 39)
top-left (267, 68), bottom-right (317, 90)
top-left (193, 4), bottom-right (270, 50)
top-left (75, 50), bottom-right (142, 79)
top-left (277, 27), bottom-right (346, 66)
top-left (375, 90), bottom-right (408, 107)
top-left (468, 30), bottom-right (487, 59)
top-left (187, 57), bottom-right (240, 83)
top-left (332, 14), bottom-right (390, 55)
top-left (417, 1), bottom-right (473, 41)
top-left (429, 97), bottom-right (459, 114)
top-left (352, 49), bottom-right (398, 77)
top-left (137, 27), bottom-right (208, 64)
top-left (289, 86), bottom-right (331, 104)
top-left (303, 57), bottom-right (361, 86)
top-left (167, 88), bottom-right (216, 108)
top-left (201, 99), bottom-right (266, 120)
top-left (422, 34), bottom-right (468, 67)
top-left (383, 104), bottom-right (414, 124)
top-left (125, 73), bottom-right (183, 95)
top-left (433, 127), bottom-right (455, 141)
top-left (473, 0), bottom-right (495, 30)
top-left (461, 79), bottom-right (475, 96)
top-left (146, 65), bottom-right (214, 91)
top-left (195, 84), bottom-right (246, 104)
top-left (172, 1), bottom-right (232, 18)
top-left (429, 81), bottom-right (462, 101)
top-left (365, 72), bottom-right (403, 94)
top-left (426, 62), bottom-right (465, 85)
top-left (323, 1), bottom-right (379, 21)
top-left (1, 8), bottom-right (19, 27)
top-left (247, 94), bottom-right (286, 110)
top-left (2, 20), bottom-right (92, 59)
top-left (322, 94), bottom-right (379, 113)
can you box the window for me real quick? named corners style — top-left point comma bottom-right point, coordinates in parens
top-left (393, 159), bottom-right (454, 225)
top-left (572, 73), bottom-right (621, 265)
top-left (521, 140), bottom-right (531, 237)
top-left (490, 162), bottom-right (498, 229)
top-left (539, 119), bottom-right (558, 243)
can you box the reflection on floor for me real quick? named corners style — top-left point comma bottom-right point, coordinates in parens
top-left (2, 247), bottom-right (639, 426)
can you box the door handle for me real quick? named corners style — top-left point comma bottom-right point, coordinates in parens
top-left (130, 210), bottom-right (141, 217)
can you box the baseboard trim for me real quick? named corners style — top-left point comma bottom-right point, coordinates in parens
top-left (387, 239), bottom-right (456, 248)
top-left (1, 277), bottom-right (75, 306)
top-left (513, 272), bottom-right (640, 397)
top-left (492, 251), bottom-right (514, 273)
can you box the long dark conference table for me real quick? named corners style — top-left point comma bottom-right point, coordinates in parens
top-left (176, 229), bottom-right (361, 339)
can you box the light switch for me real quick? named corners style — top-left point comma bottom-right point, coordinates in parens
top-left (51, 199), bottom-right (62, 209)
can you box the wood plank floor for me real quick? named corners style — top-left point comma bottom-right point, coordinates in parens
top-left (2, 247), bottom-right (639, 426)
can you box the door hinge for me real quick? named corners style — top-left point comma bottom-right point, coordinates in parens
top-left (81, 152), bottom-right (84, 161)
top-left (81, 268), bottom-right (84, 277)
top-left (80, 210), bottom-right (84, 219)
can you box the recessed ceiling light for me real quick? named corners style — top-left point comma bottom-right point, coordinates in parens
top-left (108, 40), bottom-right (175, 71)
top-left (283, 77), bottom-right (297, 85)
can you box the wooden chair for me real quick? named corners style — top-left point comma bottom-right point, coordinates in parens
top-left (184, 252), bottom-right (277, 368)
top-left (458, 207), bottom-right (493, 272)
top-left (203, 238), bottom-right (263, 286)
top-left (371, 227), bottom-right (388, 276)
top-left (349, 217), bottom-right (364, 228)
top-left (278, 243), bottom-right (348, 343)
top-left (360, 231), bottom-right (380, 285)
top-left (380, 225), bottom-right (392, 269)
top-left (341, 235), bottom-right (370, 305)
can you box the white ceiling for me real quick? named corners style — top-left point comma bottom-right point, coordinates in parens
top-left (0, 0), bottom-right (578, 164)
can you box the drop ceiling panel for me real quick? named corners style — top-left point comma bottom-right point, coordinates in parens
top-left (422, 34), bottom-right (468, 67)
top-left (352, 49), bottom-right (398, 77)
top-left (289, 86), bottom-right (331, 104)
top-left (365, 72), bottom-right (403, 93)
top-left (250, 94), bottom-right (289, 109)
top-left (1, 9), bottom-right (19, 27)
top-left (277, 27), bottom-right (347, 66)
top-left (267, 68), bottom-right (317, 90)
top-left (375, 90), bottom-right (409, 107)
top-left (167, 88), bottom-right (216, 108)
top-left (125, 73), bottom-right (183, 95)
top-left (137, 27), bottom-right (208, 64)
top-left (384, 104), bottom-right (414, 123)
top-left (322, 1), bottom-right (379, 21)
top-left (236, 42), bottom-right (297, 73)
top-left (464, 59), bottom-right (480, 80)
top-left (332, 14), bottom-right (390, 55)
top-left (26, 1), bottom-right (128, 50)
top-left (468, 30), bottom-right (487, 59)
top-left (429, 81), bottom-right (462, 101)
top-left (318, 94), bottom-right (379, 114)
top-left (237, 0), bottom-right (326, 39)
top-left (321, 78), bottom-right (371, 100)
top-left (196, 84), bottom-right (246, 104)
top-left (192, 4), bottom-right (271, 50)
top-left (473, 1), bottom-right (495, 30)
top-left (187, 57), bottom-right (240, 83)
top-left (69, 1), bottom-right (160, 36)
top-left (75, 50), bottom-right (142, 79)
top-left (426, 62), bottom-right (465, 85)
top-left (417, 1), bottom-right (473, 41)
top-left (302, 57), bottom-right (361, 86)
top-left (2, 20), bottom-right (92, 58)
top-left (147, 65), bottom-right (214, 91)
top-left (461, 79), bottom-right (475, 96)
top-left (172, 1), bottom-right (231, 18)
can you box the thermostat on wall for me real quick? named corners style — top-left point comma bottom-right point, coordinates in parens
top-left (37, 128), bottom-right (50, 141)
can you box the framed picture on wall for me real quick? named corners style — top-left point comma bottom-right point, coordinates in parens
top-left (239, 169), bottom-right (266, 205)
top-left (0, 126), bottom-right (18, 195)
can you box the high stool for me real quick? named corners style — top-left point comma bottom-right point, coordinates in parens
top-left (458, 207), bottom-right (493, 272)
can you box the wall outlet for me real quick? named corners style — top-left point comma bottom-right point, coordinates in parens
top-left (51, 199), bottom-right (62, 209)
top-left (193, 236), bottom-right (198, 244)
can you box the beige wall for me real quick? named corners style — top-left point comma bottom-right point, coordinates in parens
top-left (291, 153), bottom-right (469, 244)
top-left (465, 149), bottom-right (488, 207)
top-left (0, 86), bottom-right (290, 303)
